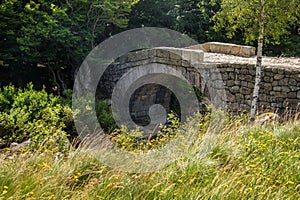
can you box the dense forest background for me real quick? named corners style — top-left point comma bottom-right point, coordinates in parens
top-left (1, 0), bottom-right (299, 92)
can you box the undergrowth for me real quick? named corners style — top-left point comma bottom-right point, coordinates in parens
top-left (0, 114), bottom-right (299, 199)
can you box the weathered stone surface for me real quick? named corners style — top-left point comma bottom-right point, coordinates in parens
top-left (278, 78), bottom-right (289, 86)
top-left (241, 81), bottom-right (248, 87)
top-left (297, 91), bottom-right (300, 99)
top-left (288, 92), bottom-right (297, 99)
top-left (187, 42), bottom-right (256, 57)
top-left (274, 74), bottom-right (284, 80)
top-left (284, 99), bottom-right (300, 110)
top-left (10, 139), bottom-right (31, 153)
top-left (239, 87), bottom-right (252, 95)
top-left (226, 80), bottom-right (235, 87)
top-left (272, 81), bottom-right (279, 86)
top-left (273, 86), bottom-right (282, 91)
top-left (101, 45), bottom-right (300, 122)
top-left (230, 86), bottom-right (240, 93)
top-left (236, 94), bottom-right (244, 102)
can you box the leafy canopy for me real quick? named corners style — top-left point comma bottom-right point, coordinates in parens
top-left (212, 0), bottom-right (300, 44)
top-left (0, 0), bottom-right (138, 69)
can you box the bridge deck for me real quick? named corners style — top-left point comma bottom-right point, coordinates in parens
top-left (204, 52), bottom-right (300, 69)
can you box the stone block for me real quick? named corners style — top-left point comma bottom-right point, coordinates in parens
top-left (169, 50), bottom-right (182, 60)
top-left (290, 86), bottom-right (300, 92)
top-left (152, 47), bottom-right (170, 59)
top-left (241, 81), bottom-right (248, 87)
top-left (245, 75), bottom-right (253, 82)
top-left (287, 92), bottom-right (297, 99)
top-left (288, 79), bottom-right (297, 86)
top-left (127, 52), bottom-right (140, 62)
top-left (263, 76), bottom-right (273, 82)
top-left (241, 69), bottom-right (249, 75)
top-left (274, 74), bottom-right (284, 80)
top-left (248, 82), bottom-right (255, 89)
top-left (226, 92), bottom-right (236, 102)
top-left (190, 50), bottom-right (204, 65)
top-left (284, 99), bottom-right (300, 110)
top-left (259, 94), bottom-right (267, 102)
top-left (281, 86), bottom-right (290, 93)
top-left (272, 81), bottom-right (279, 86)
top-left (228, 72), bottom-right (235, 80)
top-left (239, 87), bottom-right (252, 95)
top-left (278, 78), bottom-right (289, 86)
top-left (249, 69), bottom-right (256, 76)
top-left (236, 93), bottom-right (244, 102)
top-left (226, 80), bottom-right (235, 87)
top-left (230, 86), bottom-right (240, 93)
top-left (221, 73), bottom-right (229, 80)
top-left (273, 86), bottom-right (282, 91)
top-left (187, 42), bottom-right (256, 57)
top-left (240, 104), bottom-right (251, 111)
top-left (271, 91), bottom-right (288, 98)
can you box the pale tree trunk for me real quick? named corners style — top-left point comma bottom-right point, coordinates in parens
top-left (250, 0), bottom-right (265, 121)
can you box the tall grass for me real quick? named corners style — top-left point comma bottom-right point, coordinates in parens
top-left (0, 116), bottom-right (299, 200)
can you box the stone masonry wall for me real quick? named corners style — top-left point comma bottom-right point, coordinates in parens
top-left (98, 47), bottom-right (300, 119)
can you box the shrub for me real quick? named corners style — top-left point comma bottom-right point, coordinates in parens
top-left (0, 83), bottom-right (71, 152)
top-left (95, 100), bottom-right (117, 133)
top-left (71, 95), bottom-right (117, 135)
top-left (108, 112), bottom-right (183, 151)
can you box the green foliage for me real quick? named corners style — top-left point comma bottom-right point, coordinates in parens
top-left (212, 0), bottom-right (300, 45)
top-left (264, 26), bottom-right (300, 56)
top-left (0, 0), bottom-right (138, 87)
top-left (128, 0), bottom-right (223, 43)
top-left (172, 0), bottom-right (222, 43)
top-left (71, 95), bottom-right (117, 134)
top-left (0, 83), bottom-right (71, 152)
top-left (128, 0), bottom-right (176, 28)
top-left (95, 100), bottom-right (117, 133)
top-left (109, 112), bottom-right (182, 151)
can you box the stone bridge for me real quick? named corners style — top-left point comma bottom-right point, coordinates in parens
top-left (98, 42), bottom-right (300, 123)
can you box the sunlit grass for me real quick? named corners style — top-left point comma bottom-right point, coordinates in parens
top-left (0, 115), bottom-right (299, 200)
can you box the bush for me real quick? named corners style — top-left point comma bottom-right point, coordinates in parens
top-left (95, 100), bottom-right (117, 133)
top-left (0, 83), bottom-right (71, 152)
top-left (108, 112), bottom-right (182, 151)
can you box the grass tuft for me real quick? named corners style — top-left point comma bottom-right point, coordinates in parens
top-left (0, 115), bottom-right (299, 199)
